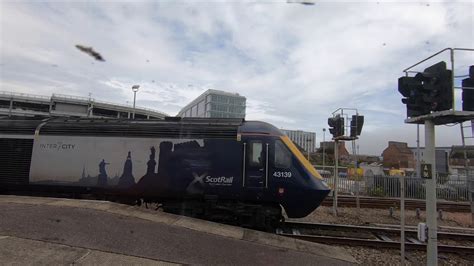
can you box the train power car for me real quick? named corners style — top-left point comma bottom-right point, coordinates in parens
top-left (0, 117), bottom-right (330, 229)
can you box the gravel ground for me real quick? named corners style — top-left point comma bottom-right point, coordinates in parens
top-left (293, 206), bottom-right (474, 265)
top-left (143, 203), bottom-right (474, 264)
top-left (297, 206), bottom-right (473, 228)
top-left (343, 246), bottom-right (474, 266)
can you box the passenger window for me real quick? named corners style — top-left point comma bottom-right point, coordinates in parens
top-left (249, 142), bottom-right (263, 167)
top-left (275, 140), bottom-right (291, 168)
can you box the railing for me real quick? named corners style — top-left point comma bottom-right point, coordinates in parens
top-left (52, 93), bottom-right (90, 102)
top-left (52, 93), bottom-right (168, 116)
top-left (1, 91), bottom-right (169, 117)
top-left (0, 91), bottom-right (50, 101)
top-left (322, 174), bottom-right (470, 202)
top-left (93, 99), bottom-right (168, 116)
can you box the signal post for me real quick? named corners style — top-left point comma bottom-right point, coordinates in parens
top-left (425, 119), bottom-right (437, 263)
top-left (328, 109), bottom-right (364, 216)
top-left (399, 48), bottom-right (474, 265)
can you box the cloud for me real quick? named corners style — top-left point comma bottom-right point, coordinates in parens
top-left (1, 1), bottom-right (473, 155)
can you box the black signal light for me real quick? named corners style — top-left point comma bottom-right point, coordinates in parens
top-left (462, 65), bottom-right (474, 111)
top-left (350, 115), bottom-right (364, 138)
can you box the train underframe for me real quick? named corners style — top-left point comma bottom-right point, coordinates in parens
top-left (151, 199), bottom-right (284, 231)
top-left (1, 184), bottom-right (284, 232)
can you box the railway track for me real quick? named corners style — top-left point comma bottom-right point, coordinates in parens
top-left (321, 196), bottom-right (471, 212)
top-left (277, 221), bottom-right (474, 255)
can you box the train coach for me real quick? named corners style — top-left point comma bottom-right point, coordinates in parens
top-left (0, 117), bottom-right (330, 229)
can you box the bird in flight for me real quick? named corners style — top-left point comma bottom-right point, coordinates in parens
top-left (75, 44), bottom-right (105, 61)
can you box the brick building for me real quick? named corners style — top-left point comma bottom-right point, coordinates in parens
top-left (317, 141), bottom-right (350, 165)
top-left (319, 141), bottom-right (349, 157)
top-left (382, 141), bottom-right (415, 169)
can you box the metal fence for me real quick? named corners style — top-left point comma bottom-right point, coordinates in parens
top-left (321, 174), bottom-right (470, 202)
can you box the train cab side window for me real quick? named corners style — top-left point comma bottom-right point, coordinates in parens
top-left (249, 142), bottom-right (263, 167)
top-left (275, 140), bottom-right (291, 168)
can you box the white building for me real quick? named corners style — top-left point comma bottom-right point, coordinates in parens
top-left (408, 146), bottom-right (451, 174)
top-left (0, 91), bottom-right (168, 119)
top-left (281, 129), bottom-right (316, 153)
top-left (177, 89), bottom-right (246, 118)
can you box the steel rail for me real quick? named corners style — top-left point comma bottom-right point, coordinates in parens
top-left (279, 233), bottom-right (474, 255)
top-left (282, 221), bottom-right (474, 241)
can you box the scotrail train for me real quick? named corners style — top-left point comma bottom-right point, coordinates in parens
top-left (0, 117), bottom-right (330, 229)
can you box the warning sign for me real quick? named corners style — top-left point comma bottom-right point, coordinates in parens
top-left (421, 163), bottom-right (432, 179)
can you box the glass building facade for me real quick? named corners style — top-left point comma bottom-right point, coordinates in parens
top-left (178, 89), bottom-right (246, 119)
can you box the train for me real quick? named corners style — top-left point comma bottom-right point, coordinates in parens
top-left (0, 117), bottom-right (330, 230)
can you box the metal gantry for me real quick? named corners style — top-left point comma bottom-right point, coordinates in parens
top-left (328, 108), bottom-right (364, 216)
top-left (401, 47), bottom-right (474, 266)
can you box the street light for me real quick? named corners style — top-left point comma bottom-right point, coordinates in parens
top-left (306, 138), bottom-right (312, 161)
top-left (322, 128), bottom-right (326, 171)
top-left (131, 85), bottom-right (140, 119)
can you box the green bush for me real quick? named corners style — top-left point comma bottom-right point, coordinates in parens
top-left (369, 186), bottom-right (386, 197)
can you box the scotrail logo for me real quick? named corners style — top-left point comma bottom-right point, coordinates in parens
top-left (205, 176), bottom-right (234, 186)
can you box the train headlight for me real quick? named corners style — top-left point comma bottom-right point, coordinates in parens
top-left (278, 187), bottom-right (285, 196)
top-left (321, 180), bottom-right (329, 188)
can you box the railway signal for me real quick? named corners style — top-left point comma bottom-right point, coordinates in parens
top-left (398, 61), bottom-right (453, 118)
top-left (400, 48), bottom-right (474, 266)
top-left (350, 115), bottom-right (364, 138)
top-left (415, 61), bottom-right (453, 112)
top-left (461, 65), bottom-right (474, 111)
top-left (328, 108), bottom-right (363, 217)
top-left (328, 115), bottom-right (344, 138)
top-left (398, 76), bottom-right (428, 117)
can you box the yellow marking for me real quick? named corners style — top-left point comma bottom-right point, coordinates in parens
top-left (280, 135), bottom-right (323, 180)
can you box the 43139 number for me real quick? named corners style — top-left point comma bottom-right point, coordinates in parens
top-left (273, 171), bottom-right (292, 178)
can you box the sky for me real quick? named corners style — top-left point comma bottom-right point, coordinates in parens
top-left (1, 0), bottom-right (473, 155)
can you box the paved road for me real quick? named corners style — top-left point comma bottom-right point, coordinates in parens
top-left (0, 200), bottom-right (354, 265)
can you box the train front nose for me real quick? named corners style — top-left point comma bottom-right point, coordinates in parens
top-left (282, 179), bottom-right (331, 218)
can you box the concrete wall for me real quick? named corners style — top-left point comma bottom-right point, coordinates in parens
top-left (54, 103), bottom-right (88, 114)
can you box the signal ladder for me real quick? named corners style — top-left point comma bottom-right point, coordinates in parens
top-left (460, 120), bottom-right (474, 225)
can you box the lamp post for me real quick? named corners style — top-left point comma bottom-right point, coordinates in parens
top-left (87, 92), bottom-right (92, 117)
top-left (307, 138), bottom-right (312, 161)
top-left (322, 128), bottom-right (326, 171)
top-left (132, 85), bottom-right (140, 119)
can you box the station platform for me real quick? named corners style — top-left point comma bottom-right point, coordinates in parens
top-left (0, 195), bottom-right (356, 265)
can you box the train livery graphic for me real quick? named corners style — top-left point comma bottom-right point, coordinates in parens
top-left (0, 117), bottom-right (330, 229)
top-left (30, 135), bottom-right (243, 197)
